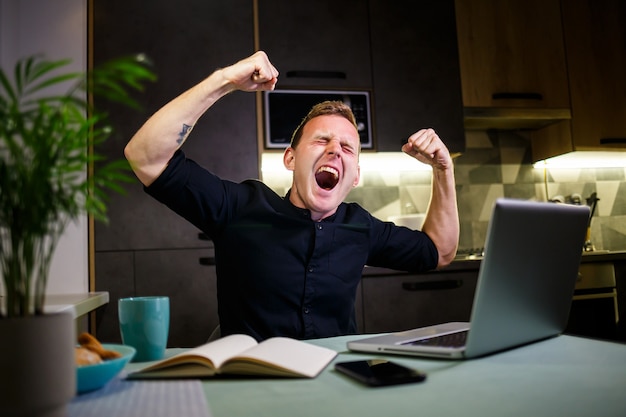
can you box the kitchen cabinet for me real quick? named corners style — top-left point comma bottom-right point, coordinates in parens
top-left (369, 0), bottom-right (465, 153)
top-left (257, 0), bottom-right (372, 89)
top-left (454, 0), bottom-right (571, 129)
top-left (530, 0), bottom-right (626, 160)
top-left (92, 0), bottom-right (254, 345)
top-left (616, 260), bottom-right (626, 342)
top-left (93, 251), bottom-right (134, 344)
top-left (258, 0), bottom-right (465, 154)
top-left (360, 270), bottom-right (478, 333)
top-left (93, 0), bottom-right (257, 251)
top-left (95, 249), bottom-right (217, 348)
top-left (359, 253), bottom-right (626, 341)
top-left (567, 262), bottom-right (619, 341)
top-left (134, 249), bottom-right (218, 348)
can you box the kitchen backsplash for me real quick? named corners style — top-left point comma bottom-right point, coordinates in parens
top-left (263, 130), bottom-right (626, 252)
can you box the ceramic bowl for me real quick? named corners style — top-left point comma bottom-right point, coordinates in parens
top-left (76, 344), bottom-right (136, 394)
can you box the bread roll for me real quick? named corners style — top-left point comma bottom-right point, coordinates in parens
top-left (78, 332), bottom-right (122, 360)
top-left (75, 347), bottom-right (103, 366)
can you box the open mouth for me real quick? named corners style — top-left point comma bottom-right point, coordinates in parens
top-left (315, 166), bottom-right (339, 190)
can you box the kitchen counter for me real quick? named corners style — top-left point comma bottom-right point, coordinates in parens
top-left (0, 292), bottom-right (109, 318)
top-left (43, 292), bottom-right (109, 318)
top-left (362, 250), bottom-right (626, 277)
top-left (360, 251), bottom-right (625, 342)
top-left (579, 250), bottom-right (626, 263)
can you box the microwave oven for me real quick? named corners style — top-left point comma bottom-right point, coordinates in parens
top-left (263, 89), bottom-right (373, 149)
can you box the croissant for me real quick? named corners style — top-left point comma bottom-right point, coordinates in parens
top-left (75, 346), bottom-right (102, 365)
top-left (75, 332), bottom-right (122, 366)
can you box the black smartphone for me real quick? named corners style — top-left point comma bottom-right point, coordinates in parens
top-left (334, 360), bottom-right (427, 387)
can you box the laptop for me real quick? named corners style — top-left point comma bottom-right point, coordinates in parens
top-left (348, 198), bottom-right (590, 359)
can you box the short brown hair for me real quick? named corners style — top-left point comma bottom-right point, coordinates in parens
top-left (289, 100), bottom-right (358, 148)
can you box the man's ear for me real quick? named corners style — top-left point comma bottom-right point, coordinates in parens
top-left (353, 165), bottom-right (361, 187)
top-left (283, 147), bottom-right (295, 171)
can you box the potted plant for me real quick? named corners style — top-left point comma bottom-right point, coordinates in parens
top-left (0, 54), bottom-right (155, 416)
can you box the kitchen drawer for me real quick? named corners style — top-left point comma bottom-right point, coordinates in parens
top-left (567, 261), bottom-right (619, 341)
top-left (361, 272), bottom-right (478, 333)
top-left (94, 248), bottom-right (218, 348)
top-left (135, 248), bottom-right (218, 348)
top-left (575, 262), bottom-right (615, 291)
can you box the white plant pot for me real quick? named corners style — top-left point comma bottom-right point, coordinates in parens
top-left (0, 312), bottom-right (76, 417)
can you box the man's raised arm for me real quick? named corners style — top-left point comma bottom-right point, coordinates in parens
top-left (402, 128), bottom-right (460, 268)
top-left (124, 51), bottom-right (278, 186)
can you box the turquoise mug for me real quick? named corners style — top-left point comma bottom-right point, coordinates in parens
top-left (118, 296), bottom-right (170, 362)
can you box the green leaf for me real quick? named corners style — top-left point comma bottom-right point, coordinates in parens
top-left (24, 72), bottom-right (83, 97)
top-left (1, 53), bottom-right (156, 317)
top-left (0, 65), bottom-right (17, 103)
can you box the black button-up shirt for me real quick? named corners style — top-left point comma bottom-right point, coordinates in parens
top-left (147, 150), bottom-right (438, 341)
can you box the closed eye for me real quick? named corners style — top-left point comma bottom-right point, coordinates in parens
top-left (342, 144), bottom-right (356, 154)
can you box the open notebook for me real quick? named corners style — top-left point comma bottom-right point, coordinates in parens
top-left (348, 198), bottom-right (590, 359)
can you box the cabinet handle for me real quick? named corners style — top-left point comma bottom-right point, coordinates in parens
top-left (199, 257), bottom-right (216, 266)
top-left (402, 280), bottom-right (462, 291)
top-left (599, 138), bottom-right (626, 145)
top-left (492, 92), bottom-right (543, 101)
top-left (286, 70), bottom-right (346, 79)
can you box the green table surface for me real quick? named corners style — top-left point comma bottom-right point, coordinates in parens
top-left (122, 333), bottom-right (626, 417)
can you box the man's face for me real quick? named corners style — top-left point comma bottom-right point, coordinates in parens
top-left (283, 115), bottom-right (361, 221)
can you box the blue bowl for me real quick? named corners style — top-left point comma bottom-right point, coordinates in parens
top-left (76, 343), bottom-right (136, 394)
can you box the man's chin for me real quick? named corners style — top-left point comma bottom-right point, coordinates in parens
top-left (307, 193), bottom-right (335, 211)
top-left (312, 189), bottom-right (350, 210)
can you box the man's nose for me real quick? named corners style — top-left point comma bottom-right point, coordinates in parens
top-left (327, 140), bottom-right (341, 155)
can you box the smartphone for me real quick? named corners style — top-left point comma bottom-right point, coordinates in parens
top-left (334, 359), bottom-right (427, 387)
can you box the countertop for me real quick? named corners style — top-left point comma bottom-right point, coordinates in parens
top-left (43, 292), bottom-right (109, 318)
top-left (0, 292), bottom-right (109, 319)
top-left (578, 250), bottom-right (626, 262)
top-left (362, 250), bottom-right (626, 277)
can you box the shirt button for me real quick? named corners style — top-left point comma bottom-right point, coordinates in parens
top-left (317, 224), bottom-right (323, 230)
top-left (303, 307), bottom-right (310, 314)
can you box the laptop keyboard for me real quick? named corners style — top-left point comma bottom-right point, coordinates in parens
top-left (404, 330), bottom-right (468, 348)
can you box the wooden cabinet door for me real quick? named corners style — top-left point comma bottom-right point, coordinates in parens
top-left (94, 251), bottom-right (135, 342)
top-left (93, 0), bottom-right (253, 344)
top-left (369, 0), bottom-right (465, 153)
top-left (455, 0), bottom-right (570, 109)
top-left (94, 248), bottom-right (218, 348)
top-left (561, 0), bottom-right (626, 150)
top-left (257, 0), bottom-right (372, 89)
top-left (134, 248), bottom-right (218, 348)
top-left (530, 0), bottom-right (626, 160)
top-left (93, 0), bottom-right (256, 251)
top-left (361, 272), bottom-right (478, 333)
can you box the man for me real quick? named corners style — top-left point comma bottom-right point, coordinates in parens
top-left (125, 51), bottom-right (459, 341)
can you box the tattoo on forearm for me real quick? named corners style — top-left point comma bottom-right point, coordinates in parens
top-left (177, 123), bottom-right (193, 144)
